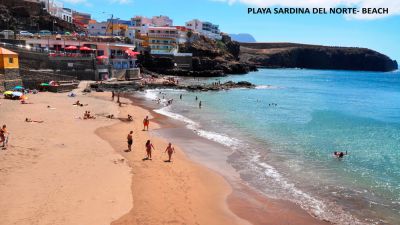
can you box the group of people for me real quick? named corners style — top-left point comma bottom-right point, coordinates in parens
top-left (83, 111), bottom-right (96, 119)
top-left (127, 132), bottom-right (175, 162)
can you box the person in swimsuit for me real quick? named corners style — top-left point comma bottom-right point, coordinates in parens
top-left (127, 131), bottom-right (133, 152)
top-left (145, 140), bottom-right (155, 160)
top-left (143, 116), bottom-right (150, 131)
top-left (164, 143), bottom-right (175, 162)
top-left (0, 130), bottom-right (5, 148)
top-left (333, 151), bottom-right (347, 158)
top-left (1, 125), bottom-right (8, 148)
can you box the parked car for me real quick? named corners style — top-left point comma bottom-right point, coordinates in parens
top-left (19, 31), bottom-right (33, 37)
top-left (0, 30), bottom-right (14, 38)
top-left (38, 30), bottom-right (52, 36)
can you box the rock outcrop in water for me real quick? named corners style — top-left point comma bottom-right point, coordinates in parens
top-left (240, 43), bottom-right (398, 72)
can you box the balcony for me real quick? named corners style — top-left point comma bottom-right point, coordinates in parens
top-left (147, 33), bottom-right (178, 38)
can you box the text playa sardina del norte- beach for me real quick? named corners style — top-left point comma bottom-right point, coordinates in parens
top-left (248, 7), bottom-right (389, 15)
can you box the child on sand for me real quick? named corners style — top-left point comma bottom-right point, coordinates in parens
top-left (127, 131), bottom-right (133, 152)
top-left (143, 116), bottom-right (150, 131)
top-left (145, 140), bottom-right (155, 160)
top-left (164, 143), bottom-right (175, 162)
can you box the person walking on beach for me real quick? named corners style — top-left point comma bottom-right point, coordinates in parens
top-left (199, 101), bottom-right (202, 109)
top-left (1, 125), bottom-right (8, 148)
top-left (180, 94), bottom-right (182, 100)
top-left (145, 140), bottom-right (155, 160)
top-left (195, 96), bottom-right (198, 101)
top-left (143, 116), bottom-right (150, 131)
top-left (127, 131), bottom-right (133, 152)
top-left (164, 143), bottom-right (175, 162)
top-left (112, 91), bottom-right (115, 101)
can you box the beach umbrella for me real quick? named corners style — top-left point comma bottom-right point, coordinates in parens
top-left (14, 85), bottom-right (24, 90)
top-left (65, 45), bottom-right (77, 50)
top-left (3, 91), bottom-right (13, 95)
top-left (80, 46), bottom-right (92, 51)
top-left (40, 83), bottom-right (49, 86)
top-left (12, 91), bottom-right (23, 97)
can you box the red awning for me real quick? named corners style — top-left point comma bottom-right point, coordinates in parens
top-left (80, 46), bottom-right (92, 51)
top-left (125, 49), bottom-right (140, 56)
top-left (96, 55), bottom-right (108, 59)
top-left (65, 45), bottom-right (77, 50)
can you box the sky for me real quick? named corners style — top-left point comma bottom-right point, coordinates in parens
top-left (61, 0), bottom-right (400, 62)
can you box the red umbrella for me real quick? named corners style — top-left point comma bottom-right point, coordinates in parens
top-left (65, 45), bottom-right (77, 50)
top-left (80, 46), bottom-right (92, 51)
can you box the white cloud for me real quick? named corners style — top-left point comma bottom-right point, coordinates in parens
top-left (214, 0), bottom-right (400, 19)
top-left (110, 0), bottom-right (133, 4)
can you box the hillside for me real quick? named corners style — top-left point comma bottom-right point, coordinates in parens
top-left (240, 42), bottom-right (398, 72)
top-left (0, 0), bottom-right (81, 33)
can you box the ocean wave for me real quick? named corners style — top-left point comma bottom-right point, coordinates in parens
top-left (154, 106), bottom-right (240, 149)
top-left (255, 85), bottom-right (280, 89)
top-left (246, 153), bottom-right (365, 225)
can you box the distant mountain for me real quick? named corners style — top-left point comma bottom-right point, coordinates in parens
top-left (229, 33), bottom-right (256, 43)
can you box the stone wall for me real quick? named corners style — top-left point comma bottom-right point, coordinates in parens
top-left (0, 68), bottom-right (22, 92)
top-left (20, 68), bottom-right (77, 89)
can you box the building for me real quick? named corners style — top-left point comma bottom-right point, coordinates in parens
top-left (0, 48), bottom-right (22, 91)
top-left (174, 26), bottom-right (191, 43)
top-left (73, 11), bottom-right (91, 28)
top-left (88, 22), bottom-right (108, 36)
top-left (185, 19), bottom-right (221, 40)
top-left (131, 16), bottom-right (153, 28)
top-left (146, 27), bottom-right (178, 54)
top-left (58, 8), bottom-right (73, 23)
top-left (151, 15), bottom-right (173, 27)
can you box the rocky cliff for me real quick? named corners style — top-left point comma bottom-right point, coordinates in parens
top-left (240, 43), bottom-right (398, 72)
top-left (0, 0), bottom-right (81, 33)
top-left (176, 34), bottom-right (257, 76)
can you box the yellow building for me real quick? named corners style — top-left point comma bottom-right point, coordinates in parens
top-left (107, 24), bottom-right (128, 36)
top-left (0, 47), bottom-right (19, 69)
top-left (0, 47), bottom-right (22, 92)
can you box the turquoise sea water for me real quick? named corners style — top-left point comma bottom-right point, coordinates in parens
top-left (144, 69), bottom-right (400, 224)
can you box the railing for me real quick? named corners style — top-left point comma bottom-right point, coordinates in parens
top-left (147, 33), bottom-right (178, 38)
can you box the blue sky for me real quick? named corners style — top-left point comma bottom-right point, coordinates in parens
top-left (62, 0), bottom-right (400, 62)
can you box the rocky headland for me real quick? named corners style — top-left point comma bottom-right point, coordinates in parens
top-left (239, 42), bottom-right (398, 72)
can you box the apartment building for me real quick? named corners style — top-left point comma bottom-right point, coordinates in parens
top-left (185, 19), bottom-right (221, 40)
top-left (146, 27), bottom-right (178, 54)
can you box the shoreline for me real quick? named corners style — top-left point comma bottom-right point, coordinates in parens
top-left (94, 93), bottom-right (248, 225)
top-left (98, 92), bottom-right (330, 225)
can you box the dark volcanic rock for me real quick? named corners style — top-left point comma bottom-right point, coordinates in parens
top-left (240, 43), bottom-right (398, 72)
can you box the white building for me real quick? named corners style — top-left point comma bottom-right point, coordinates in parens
top-left (88, 22), bottom-right (108, 36)
top-left (57, 8), bottom-right (73, 23)
top-left (185, 19), bottom-right (221, 40)
top-left (151, 15), bottom-right (173, 27)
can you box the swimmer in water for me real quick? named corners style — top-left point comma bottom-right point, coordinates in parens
top-left (333, 151), bottom-right (347, 158)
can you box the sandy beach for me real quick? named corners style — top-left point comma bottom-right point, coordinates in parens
top-left (0, 84), bottom-right (329, 225)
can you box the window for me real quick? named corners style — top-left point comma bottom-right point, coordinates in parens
top-left (8, 57), bottom-right (13, 64)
